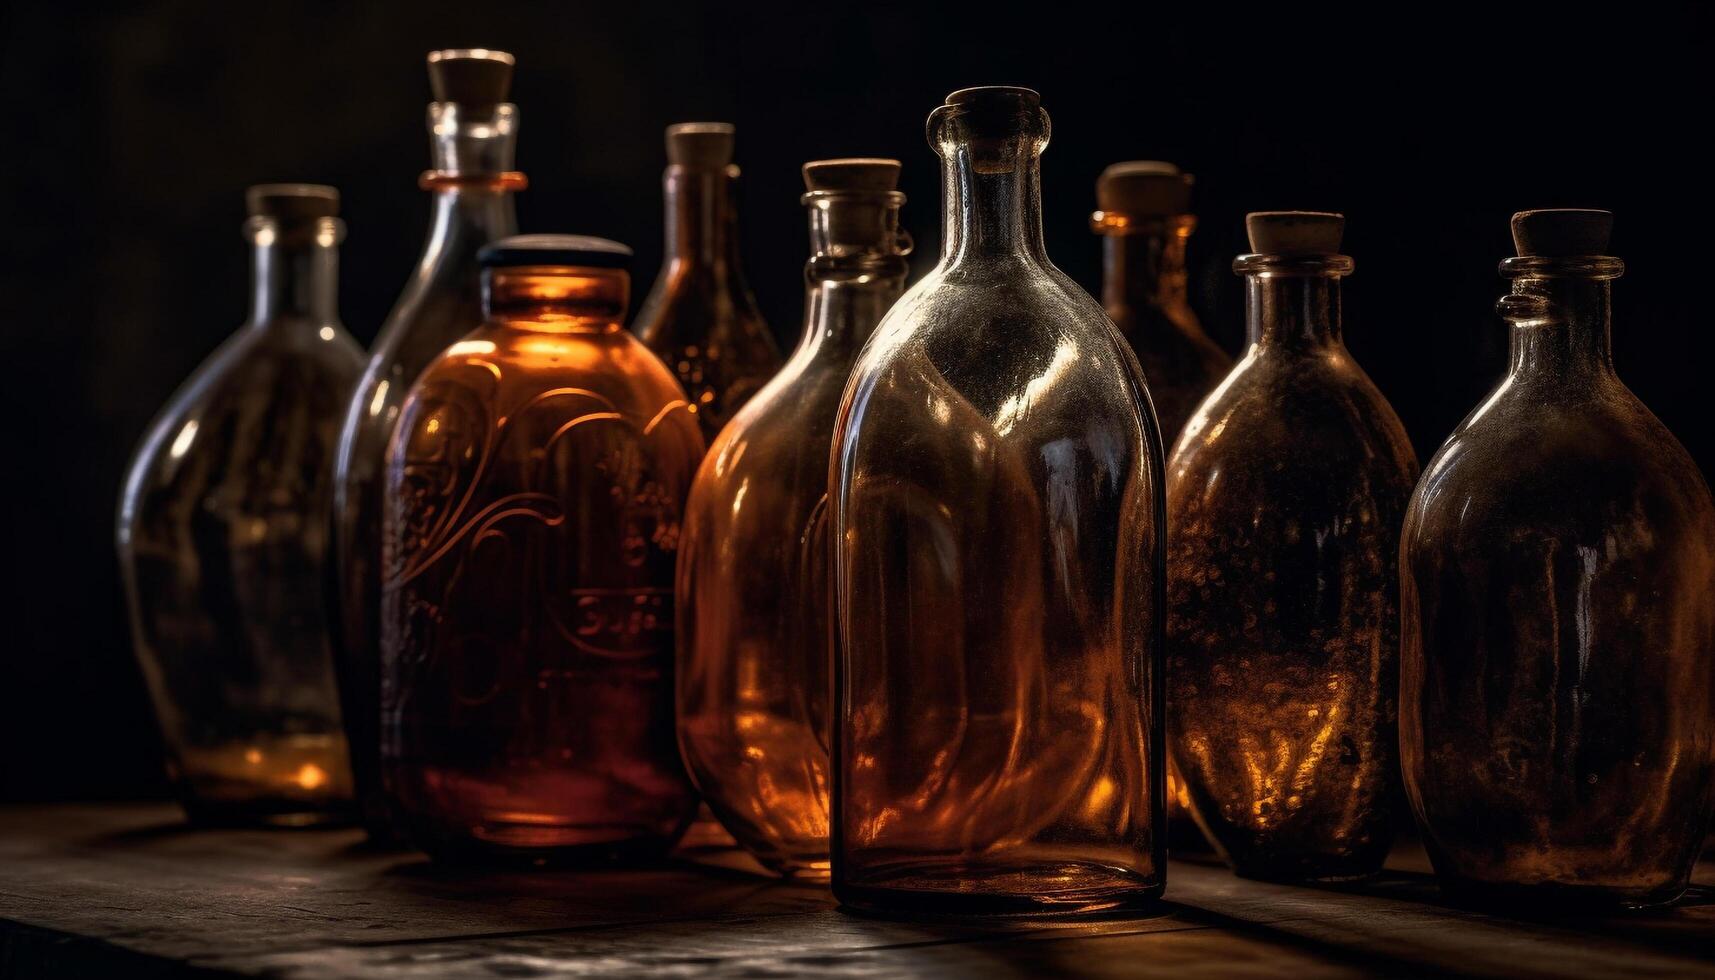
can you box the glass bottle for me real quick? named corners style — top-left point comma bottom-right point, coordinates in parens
top-left (678, 159), bottom-right (912, 878)
top-left (634, 122), bottom-right (781, 443)
top-left (1401, 209), bottom-right (1715, 907)
top-left (381, 235), bottom-right (704, 863)
top-left (118, 185), bottom-right (365, 826)
top-left (1091, 161), bottom-right (1231, 444)
top-left (328, 49), bottom-right (524, 838)
top-left (1166, 212), bottom-right (1418, 881)
top-left (1091, 161), bottom-right (1230, 853)
top-left (829, 87), bottom-right (1167, 915)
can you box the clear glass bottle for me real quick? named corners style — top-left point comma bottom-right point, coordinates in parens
top-left (829, 87), bottom-right (1167, 916)
top-left (328, 49), bottom-right (524, 838)
top-left (381, 235), bottom-right (704, 864)
top-left (118, 185), bottom-right (364, 826)
top-left (1091, 161), bottom-right (1231, 444)
top-left (1166, 212), bottom-right (1418, 881)
top-left (1401, 209), bottom-right (1715, 907)
top-left (678, 159), bottom-right (912, 878)
top-left (634, 123), bottom-right (781, 443)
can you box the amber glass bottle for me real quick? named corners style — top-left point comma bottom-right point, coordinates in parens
top-left (678, 159), bottom-right (911, 878)
top-left (329, 49), bottom-right (524, 838)
top-left (1091, 161), bottom-right (1230, 444)
top-left (118, 185), bottom-right (364, 825)
top-left (830, 87), bottom-right (1167, 916)
top-left (1166, 212), bottom-right (1417, 881)
top-left (1401, 210), bottom-right (1715, 907)
top-left (381, 235), bottom-right (703, 863)
top-left (634, 123), bottom-right (780, 442)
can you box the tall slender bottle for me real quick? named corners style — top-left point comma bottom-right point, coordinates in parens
top-left (1402, 209), bottom-right (1715, 907)
top-left (830, 87), bottom-right (1167, 916)
top-left (634, 123), bottom-right (781, 443)
top-left (381, 235), bottom-right (703, 864)
top-left (328, 49), bottom-right (524, 837)
top-left (678, 159), bottom-right (912, 877)
top-left (119, 185), bottom-right (364, 825)
top-left (1091, 161), bottom-right (1230, 443)
top-left (1166, 212), bottom-right (1418, 881)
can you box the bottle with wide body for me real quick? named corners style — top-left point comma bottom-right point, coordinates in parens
top-left (328, 49), bottom-right (523, 838)
top-left (1167, 218), bottom-right (1417, 881)
top-left (831, 87), bottom-right (1166, 915)
top-left (1401, 210), bottom-right (1715, 907)
top-left (677, 159), bottom-right (911, 877)
top-left (119, 188), bottom-right (363, 825)
top-left (382, 239), bottom-right (703, 862)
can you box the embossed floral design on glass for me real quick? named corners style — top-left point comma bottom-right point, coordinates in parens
top-left (329, 49), bottom-right (525, 838)
top-left (118, 185), bottom-right (364, 826)
top-left (1167, 212), bottom-right (1418, 882)
top-left (634, 123), bottom-right (781, 442)
top-left (1401, 209), bottom-right (1715, 907)
top-left (381, 235), bottom-right (703, 863)
top-left (830, 87), bottom-right (1167, 916)
top-left (678, 159), bottom-right (912, 878)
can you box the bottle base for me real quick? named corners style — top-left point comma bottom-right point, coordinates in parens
top-left (834, 860), bottom-right (1164, 918)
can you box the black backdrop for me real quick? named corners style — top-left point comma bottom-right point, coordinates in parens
top-left (2, 1), bottom-right (1709, 801)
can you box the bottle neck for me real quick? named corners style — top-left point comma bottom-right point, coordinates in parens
top-left (419, 101), bottom-right (524, 267)
top-left (939, 137), bottom-right (1049, 265)
top-left (1100, 217), bottom-right (1193, 313)
top-left (1499, 258), bottom-right (1621, 380)
top-left (248, 218), bottom-right (340, 326)
top-left (1237, 255), bottom-right (1351, 350)
top-left (483, 266), bottom-right (629, 334)
top-left (799, 191), bottom-right (911, 357)
top-left (663, 165), bottom-right (746, 276)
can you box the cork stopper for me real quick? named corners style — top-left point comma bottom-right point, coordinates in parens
top-left (1246, 211), bottom-right (1344, 255)
top-left (246, 183), bottom-right (340, 223)
top-left (802, 158), bottom-right (901, 194)
top-left (944, 85), bottom-right (1041, 110)
top-left (666, 123), bottom-right (735, 169)
top-left (1511, 209), bottom-right (1613, 257)
top-left (426, 49), bottom-right (515, 105)
top-left (1097, 161), bottom-right (1193, 216)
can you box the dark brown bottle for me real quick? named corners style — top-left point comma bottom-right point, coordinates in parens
top-left (119, 185), bottom-right (364, 826)
top-left (329, 50), bottom-right (524, 838)
top-left (1167, 212), bottom-right (1418, 881)
top-left (1401, 209), bottom-right (1715, 907)
top-left (634, 123), bottom-right (781, 442)
top-left (1091, 161), bottom-right (1231, 443)
top-left (381, 235), bottom-right (703, 864)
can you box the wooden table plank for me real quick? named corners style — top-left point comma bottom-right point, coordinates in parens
top-left (2, 805), bottom-right (1710, 978)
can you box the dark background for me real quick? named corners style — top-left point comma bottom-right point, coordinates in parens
top-left (1, 2), bottom-right (1709, 801)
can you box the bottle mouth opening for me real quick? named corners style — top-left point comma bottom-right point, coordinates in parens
top-left (1499, 255), bottom-right (1624, 280)
top-left (1233, 253), bottom-right (1353, 277)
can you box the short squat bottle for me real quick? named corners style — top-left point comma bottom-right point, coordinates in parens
top-left (381, 235), bottom-right (703, 863)
top-left (1091, 161), bottom-right (1231, 444)
top-left (678, 159), bottom-right (912, 877)
top-left (329, 49), bottom-right (524, 838)
top-left (1167, 212), bottom-right (1418, 881)
top-left (634, 123), bottom-right (781, 442)
top-left (118, 185), bottom-right (364, 825)
top-left (830, 87), bottom-right (1167, 915)
top-left (1401, 209), bottom-right (1715, 907)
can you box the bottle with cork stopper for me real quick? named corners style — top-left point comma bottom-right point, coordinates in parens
top-left (1401, 209), bottom-right (1715, 908)
top-left (677, 158), bottom-right (912, 878)
top-left (829, 86), bottom-right (1168, 915)
top-left (1165, 210), bottom-right (1418, 882)
top-left (633, 122), bottom-right (781, 443)
top-left (328, 48), bottom-right (526, 841)
top-left (119, 184), bottom-right (365, 827)
top-left (1091, 161), bottom-right (1231, 448)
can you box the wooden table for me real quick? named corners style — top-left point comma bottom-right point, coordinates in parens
top-left (2, 804), bottom-right (1710, 977)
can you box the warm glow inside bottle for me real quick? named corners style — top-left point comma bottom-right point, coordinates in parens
top-left (677, 159), bottom-right (912, 878)
top-left (1401, 209), bottom-right (1715, 907)
top-left (634, 123), bottom-right (781, 442)
top-left (381, 235), bottom-right (703, 863)
top-left (1166, 212), bottom-right (1418, 882)
top-left (830, 87), bottom-right (1167, 915)
top-left (329, 49), bottom-right (525, 838)
top-left (118, 185), bottom-right (364, 826)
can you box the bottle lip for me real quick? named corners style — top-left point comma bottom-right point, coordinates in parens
top-left (1090, 211), bottom-right (1195, 236)
top-left (1233, 253), bottom-right (1353, 277)
top-left (800, 189), bottom-right (906, 206)
top-left (1499, 255), bottom-right (1624, 280)
top-left (244, 214), bottom-right (345, 247)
